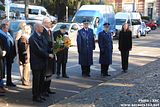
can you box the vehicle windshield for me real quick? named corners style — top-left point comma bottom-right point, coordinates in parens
top-left (116, 19), bottom-right (126, 25)
top-left (10, 7), bottom-right (24, 13)
top-left (72, 16), bottom-right (94, 24)
top-left (53, 23), bottom-right (70, 32)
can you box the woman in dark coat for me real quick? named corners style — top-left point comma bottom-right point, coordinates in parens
top-left (118, 23), bottom-right (132, 73)
top-left (98, 23), bottom-right (113, 77)
top-left (77, 19), bottom-right (95, 77)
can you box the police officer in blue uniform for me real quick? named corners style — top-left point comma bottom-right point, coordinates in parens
top-left (77, 19), bottom-right (95, 77)
top-left (98, 23), bottom-right (113, 77)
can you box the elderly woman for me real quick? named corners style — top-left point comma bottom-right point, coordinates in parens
top-left (18, 25), bottom-right (31, 86)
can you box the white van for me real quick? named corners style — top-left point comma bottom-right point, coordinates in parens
top-left (115, 12), bottom-right (142, 38)
top-left (72, 5), bottom-right (115, 39)
top-left (9, 3), bottom-right (56, 21)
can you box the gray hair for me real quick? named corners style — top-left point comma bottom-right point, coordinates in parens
top-left (42, 17), bottom-right (51, 24)
top-left (1, 19), bottom-right (10, 25)
top-left (0, 24), bottom-right (7, 29)
top-left (34, 22), bottom-right (42, 31)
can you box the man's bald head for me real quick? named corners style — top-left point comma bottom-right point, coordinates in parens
top-left (34, 23), bottom-right (44, 33)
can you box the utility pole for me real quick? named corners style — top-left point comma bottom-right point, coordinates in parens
top-left (25, 0), bottom-right (29, 19)
top-left (133, 0), bottom-right (136, 11)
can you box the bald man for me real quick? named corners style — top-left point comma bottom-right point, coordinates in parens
top-left (29, 23), bottom-right (54, 102)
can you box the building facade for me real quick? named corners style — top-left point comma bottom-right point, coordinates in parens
top-left (92, 0), bottom-right (160, 19)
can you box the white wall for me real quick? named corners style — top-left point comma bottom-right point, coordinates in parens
top-left (144, 0), bottom-right (158, 20)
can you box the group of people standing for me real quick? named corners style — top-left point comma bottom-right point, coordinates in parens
top-left (0, 17), bottom-right (132, 103)
top-left (77, 20), bottom-right (132, 77)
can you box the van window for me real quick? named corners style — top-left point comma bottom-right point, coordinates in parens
top-left (10, 7), bottom-right (24, 13)
top-left (29, 9), bottom-right (39, 15)
top-left (131, 19), bottom-right (141, 25)
top-left (41, 10), bottom-right (47, 16)
top-left (73, 16), bottom-right (94, 24)
top-left (116, 19), bottom-right (126, 25)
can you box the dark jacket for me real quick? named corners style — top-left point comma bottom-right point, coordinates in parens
top-left (77, 28), bottom-right (95, 66)
top-left (42, 28), bottom-right (55, 75)
top-left (18, 36), bottom-right (29, 64)
top-left (98, 30), bottom-right (113, 64)
top-left (53, 30), bottom-right (68, 63)
top-left (29, 32), bottom-right (49, 71)
top-left (0, 38), bottom-right (4, 78)
top-left (118, 30), bottom-right (132, 51)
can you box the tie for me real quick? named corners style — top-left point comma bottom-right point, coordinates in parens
top-left (48, 30), bottom-right (51, 36)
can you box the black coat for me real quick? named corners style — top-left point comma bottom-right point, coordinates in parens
top-left (42, 28), bottom-right (55, 75)
top-left (18, 36), bottom-right (29, 64)
top-left (53, 30), bottom-right (68, 64)
top-left (29, 32), bottom-right (49, 71)
top-left (118, 30), bottom-right (132, 51)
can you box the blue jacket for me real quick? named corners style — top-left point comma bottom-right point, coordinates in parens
top-left (0, 30), bottom-right (10, 53)
top-left (77, 28), bottom-right (95, 66)
top-left (98, 30), bottom-right (113, 64)
top-left (29, 32), bottom-right (49, 71)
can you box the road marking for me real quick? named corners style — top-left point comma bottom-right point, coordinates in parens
top-left (91, 64), bottom-right (116, 72)
top-left (66, 64), bottom-right (79, 69)
top-left (51, 87), bottom-right (80, 94)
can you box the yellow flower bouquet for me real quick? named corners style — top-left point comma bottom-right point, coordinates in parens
top-left (53, 35), bottom-right (71, 54)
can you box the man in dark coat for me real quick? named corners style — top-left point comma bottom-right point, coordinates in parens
top-left (77, 19), bottom-right (95, 77)
top-left (98, 23), bottom-right (113, 77)
top-left (53, 25), bottom-right (69, 79)
top-left (0, 27), bottom-right (8, 93)
top-left (42, 17), bottom-right (56, 96)
top-left (29, 23), bottom-right (54, 103)
top-left (0, 21), bottom-right (16, 87)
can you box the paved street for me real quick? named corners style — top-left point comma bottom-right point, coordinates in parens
top-left (0, 29), bottom-right (160, 107)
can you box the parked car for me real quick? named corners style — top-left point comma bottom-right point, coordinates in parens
top-left (138, 22), bottom-right (151, 36)
top-left (144, 20), bottom-right (157, 30)
top-left (9, 3), bottom-right (57, 21)
top-left (52, 23), bottom-right (81, 46)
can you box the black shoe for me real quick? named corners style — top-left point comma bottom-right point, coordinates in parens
top-left (106, 74), bottom-right (111, 76)
top-left (40, 96), bottom-right (46, 101)
top-left (56, 75), bottom-right (60, 79)
top-left (86, 74), bottom-right (91, 77)
top-left (62, 75), bottom-right (69, 78)
top-left (48, 90), bottom-right (56, 94)
top-left (32, 97), bottom-right (43, 103)
top-left (6, 82), bottom-right (16, 87)
top-left (122, 70), bottom-right (127, 73)
top-left (82, 74), bottom-right (88, 78)
top-left (43, 92), bottom-right (49, 97)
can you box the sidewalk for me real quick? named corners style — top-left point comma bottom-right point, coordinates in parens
top-left (51, 59), bottom-right (160, 107)
top-left (0, 60), bottom-right (160, 107)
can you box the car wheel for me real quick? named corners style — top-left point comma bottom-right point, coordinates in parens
top-left (151, 26), bottom-right (156, 30)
